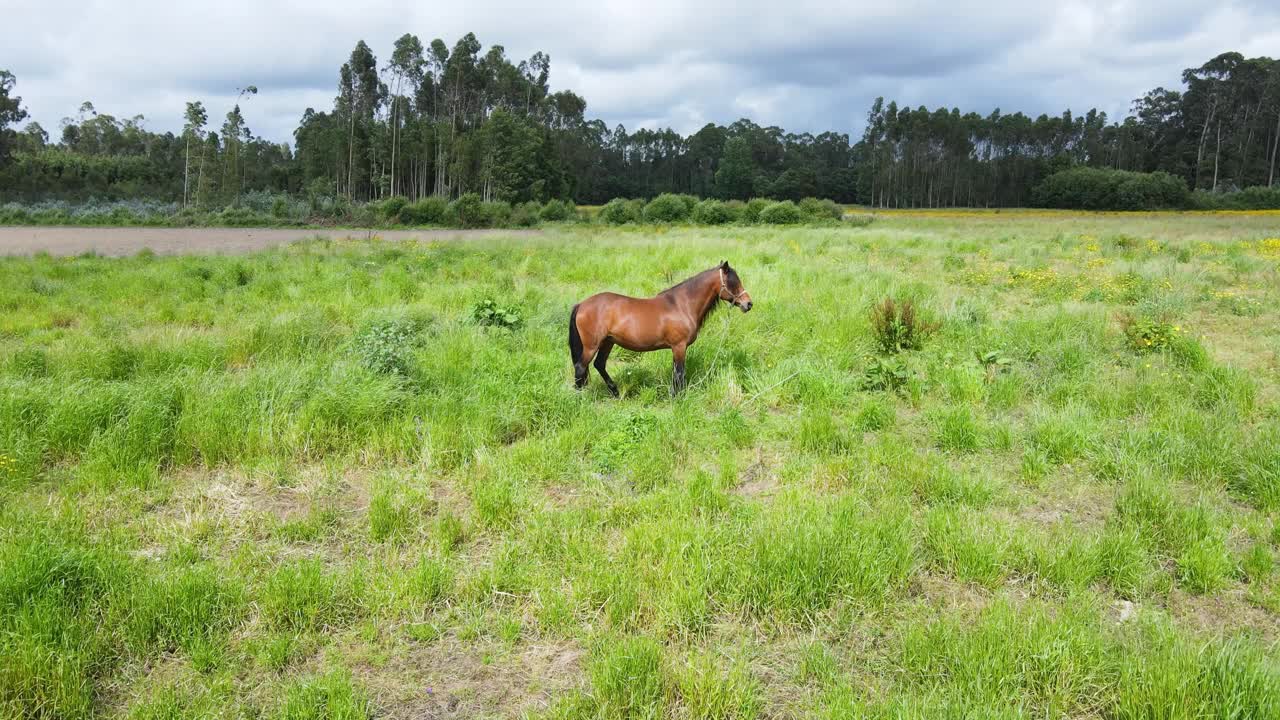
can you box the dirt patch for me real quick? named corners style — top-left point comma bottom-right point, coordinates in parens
top-left (733, 449), bottom-right (780, 498)
top-left (361, 637), bottom-right (585, 719)
top-left (0, 226), bottom-right (542, 257)
top-left (1167, 588), bottom-right (1280, 643)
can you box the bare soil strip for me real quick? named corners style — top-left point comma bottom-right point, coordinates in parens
top-left (0, 226), bottom-right (542, 257)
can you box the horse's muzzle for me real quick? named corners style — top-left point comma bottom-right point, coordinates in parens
top-left (740, 300), bottom-right (753, 312)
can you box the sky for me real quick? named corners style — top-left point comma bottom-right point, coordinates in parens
top-left (5, 0), bottom-right (1280, 145)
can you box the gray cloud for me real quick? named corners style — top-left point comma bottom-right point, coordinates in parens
top-left (5, 1), bottom-right (1278, 144)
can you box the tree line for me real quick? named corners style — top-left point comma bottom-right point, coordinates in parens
top-left (1, 43), bottom-right (1277, 208)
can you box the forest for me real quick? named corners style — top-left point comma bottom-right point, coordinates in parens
top-left (0, 41), bottom-right (1278, 209)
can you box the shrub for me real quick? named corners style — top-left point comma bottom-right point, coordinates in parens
top-left (376, 196), bottom-right (407, 222)
top-left (511, 201), bottom-right (541, 227)
top-left (758, 200), bottom-right (803, 224)
top-left (741, 198), bottom-right (772, 224)
top-left (450, 193), bottom-right (487, 228)
top-left (692, 199), bottom-right (733, 225)
top-left (351, 317), bottom-right (422, 376)
top-left (1119, 313), bottom-right (1180, 353)
top-left (599, 198), bottom-right (642, 224)
top-left (539, 199), bottom-right (574, 222)
top-left (643, 193), bottom-right (692, 223)
top-left (471, 299), bottom-right (523, 330)
top-left (399, 196), bottom-right (450, 226)
top-left (798, 197), bottom-right (842, 221)
top-left (870, 297), bottom-right (939, 354)
top-left (1191, 185), bottom-right (1280, 210)
top-left (480, 200), bottom-right (512, 227)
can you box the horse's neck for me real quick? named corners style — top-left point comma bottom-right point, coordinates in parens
top-left (690, 272), bottom-right (720, 329)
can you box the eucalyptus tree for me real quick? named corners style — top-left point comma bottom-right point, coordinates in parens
top-left (182, 101), bottom-right (208, 207)
top-left (386, 34), bottom-right (425, 197)
top-left (0, 70), bottom-right (28, 167)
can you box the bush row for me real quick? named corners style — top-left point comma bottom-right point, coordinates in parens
top-left (599, 194), bottom-right (844, 225)
top-left (1190, 185), bottom-right (1280, 210)
top-left (0, 193), bottom-right (855, 229)
top-left (1031, 168), bottom-right (1191, 211)
top-left (1032, 166), bottom-right (1280, 211)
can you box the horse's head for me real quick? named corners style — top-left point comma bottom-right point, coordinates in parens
top-left (718, 260), bottom-right (753, 312)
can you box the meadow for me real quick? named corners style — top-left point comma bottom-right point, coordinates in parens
top-left (1, 211), bottom-right (1279, 719)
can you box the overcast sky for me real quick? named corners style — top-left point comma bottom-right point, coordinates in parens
top-left (6, 1), bottom-right (1279, 144)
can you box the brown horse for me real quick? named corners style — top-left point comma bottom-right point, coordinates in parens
top-left (568, 261), bottom-right (753, 395)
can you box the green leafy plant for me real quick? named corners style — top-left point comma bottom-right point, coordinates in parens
top-left (859, 356), bottom-right (912, 392)
top-left (1119, 313), bottom-right (1181, 353)
top-left (471, 299), bottom-right (523, 330)
top-left (351, 318), bottom-right (422, 376)
top-left (975, 349), bottom-right (1013, 381)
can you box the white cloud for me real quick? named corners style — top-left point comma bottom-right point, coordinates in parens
top-left (5, 0), bottom-right (1277, 143)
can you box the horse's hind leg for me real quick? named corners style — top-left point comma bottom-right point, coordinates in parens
top-left (570, 305), bottom-right (591, 389)
top-left (594, 339), bottom-right (620, 397)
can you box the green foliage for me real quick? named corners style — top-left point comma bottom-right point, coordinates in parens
top-left (691, 199), bottom-right (734, 225)
top-left (589, 636), bottom-right (666, 720)
top-left (740, 198), bottom-right (771, 224)
top-left (758, 200), bottom-right (803, 224)
top-left (853, 396), bottom-right (896, 431)
top-left (450, 193), bottom-right (487, 228)
top-left (870, 297), bottom-right (939, 354)
top-left (1032, 167), bottom-right (1190, 210)
top-left (511, 200), bottom-right (542, 227)
top-left (859, 356), bottom-right (912, 392)
top-left (274, 671), bottom-right (372, 720)
top-left (351, 317), bottom-right (423, 376)
top-left (399, 196), bottom-right (450, 225)
top-left (798, 197), bottom-right (842, 221)
top-left (599, 198), bottom-right (641, 224)
top-left (1119, 313), bottom-right (1181, 353)
top-left (471, 299), bottom-right (524, 330)
top-left (539, 199), bottom-right (574, 222)
top-left (715, 137), bottom-right (755, 201)
top-left (1191, 185), bottom-right (1280, 210)
top-left (259, 560), bottom-right (360, 632)
top-left (643, 193), bottom-right (692, 223)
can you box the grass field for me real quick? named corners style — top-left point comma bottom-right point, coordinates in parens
top-left (2, 213), bottom-right (1279, 718)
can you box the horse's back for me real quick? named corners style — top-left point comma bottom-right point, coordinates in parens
top-left (576, 291), bottom-right (681, 352)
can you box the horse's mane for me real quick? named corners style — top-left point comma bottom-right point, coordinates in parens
top-left (659, 267), bottom-right (718, 296)
top-left (660, 266), bottom-right (723, 327)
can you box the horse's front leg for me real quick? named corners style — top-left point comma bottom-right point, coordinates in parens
top-left (671, 343), bottom-right (687, 395)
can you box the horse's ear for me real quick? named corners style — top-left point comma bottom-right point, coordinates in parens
top-left (720, 260), bottom-right (729, 269)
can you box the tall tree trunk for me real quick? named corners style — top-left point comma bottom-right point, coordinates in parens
top-left (183, 136), bottom-right (190, 208)
top-left (347, 107), bottom-right (356, 200)
top-left (1212, 121), bottom-right (1222, 192)
top-left (1270, 108), bottom-right (1280, 187)
top-left (195, 145), bottom-right (205, 208)
top-left (1194, 99), bottom-right (1217, 189)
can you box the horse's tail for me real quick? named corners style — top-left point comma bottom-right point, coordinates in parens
top-left (568, 303), bottom-right (583, 366)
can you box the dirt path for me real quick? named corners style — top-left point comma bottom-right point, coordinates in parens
top-left (0, 226), bottom-right (542, 257)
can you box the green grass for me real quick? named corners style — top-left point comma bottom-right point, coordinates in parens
top-left (1, 213), bottom-right (1279, 717)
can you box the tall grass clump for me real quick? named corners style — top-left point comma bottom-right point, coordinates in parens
top-left (870, 297), bottom-right (939, 354)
